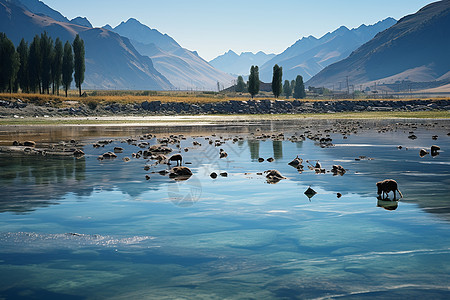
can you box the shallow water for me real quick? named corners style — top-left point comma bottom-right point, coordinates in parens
top-left (0, 119), bottom-right (449, 299)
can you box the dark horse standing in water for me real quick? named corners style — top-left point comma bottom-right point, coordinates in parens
top-left (376, 179), bottom-right (403, 200)
top-left (168, 154), bottom-right (183, 166)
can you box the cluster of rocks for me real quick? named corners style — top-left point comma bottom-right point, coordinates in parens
top-left (1, 98), bottom-right (449, 117)
top-left (135, 99), bottom-right (450, 115)
top-left (0, 139), bottom-right (85, 157)
top-left (0, 99), bottom-right (27, 109)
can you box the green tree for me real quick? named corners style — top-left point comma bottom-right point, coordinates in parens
top-left (291, 79), bottom-right (295, 91)
top-left (28, 35), bottom-right (41, 93)
top-left (0, 33), bottom-right (20, 93)
top-left (293, 75), bottom-right (306, 99)
top-left (62, 41), bottom-right (74, 97)
top-left (247, 65), bottom-right (259, 98)
top-left (16, 39), bottom-right (29, 93)
top-left (51, 38), bottom-right (63, 95)
top-left (235, 75), bottom-right (246, 93)
top-left (73, 34), bottom-right (85, 97)
top-left (283, 80), bottom-right (292, 99)
top-left (40, 32), bottom-right (54, 94)
top-left (271, 64), bottom-right (282, 98)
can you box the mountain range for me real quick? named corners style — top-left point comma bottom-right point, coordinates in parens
top-left (1, 0), bottom-right (173, 90)
top-left (1, 0), bottom-right (233, 91)
top-left (307, 0), bottom-right (450, 89)
top-left (106, 18), bottom-right (234, 90)
top-left (209, 50), bottom-right (276, 76)
top-left (258, 18), bottom-right (397, 82)
top-left (2, 0), bottom-right (448, 92)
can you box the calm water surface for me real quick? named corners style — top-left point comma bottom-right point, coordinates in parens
top-left (0, 119), bottom-right (449, 299)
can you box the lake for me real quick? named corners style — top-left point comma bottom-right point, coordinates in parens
top-left (0, 119), bottom-right (449, 299)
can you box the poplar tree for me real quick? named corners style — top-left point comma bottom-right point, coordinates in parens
top-left (271, 64), bottom-right (282, 98)
top-left (51, 38), bottom-right (63, 95)
top-left (283, 80), bottom-right (292, 99)
top-left (17, 39), bottom-right (29, 93)
top-left (293, 75), bottom-right (306, 99)
top-left (0, 33), bottom-right (20, 93)
top-left (236, 76), bottom-right (246, 93)
top-left (40, 32), bottom-right (53, 94)
top-left (247, 65), bottom-right (259, 98)
top-left (62, 41), bottom-right (74, 97)
top-left (28, 35), bottom-right (42, 93)
top-left (73, 34), bottom-right (85, 97)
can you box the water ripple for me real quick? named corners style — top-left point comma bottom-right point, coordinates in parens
top-left (0, 232), bottom-right (155, 252)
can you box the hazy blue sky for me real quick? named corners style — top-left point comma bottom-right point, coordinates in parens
top-left (43, 0), bottom-right (437, 60)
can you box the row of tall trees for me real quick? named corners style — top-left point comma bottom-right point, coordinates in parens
top-left (284, 75), bottom-right (306, 99)
top-left (242, 64), bottom-right (305, 99)
top-left (271, 65), bottom-right (306, 99)
top-left (0, 32), bottom-right (85, 96)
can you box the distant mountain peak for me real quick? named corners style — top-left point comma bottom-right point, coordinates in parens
top-left (70, 16), bottom-right (93, 28)
top-left (102, 24), bottom-right (113, 31)
top-left (112, 18), bottom-right (181, 51)
top-left (258, 17), bottom-right (398, 82)
top-left (303, 35), bottom-right (317, 41)
top-left (126, 17), bottom-right (140, 23)
top-left (120, 18), bottom-right (143, 27)
top-left (209, 50), bottom-right (276, 76)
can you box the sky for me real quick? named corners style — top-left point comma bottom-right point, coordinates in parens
top-left (43, 0), bottom-right (437, 61)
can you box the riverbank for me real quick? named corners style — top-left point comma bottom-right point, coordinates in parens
top-left (0, 111), bottom-right (449, 126)
top-left (1, 95), bottom-right (450, 125)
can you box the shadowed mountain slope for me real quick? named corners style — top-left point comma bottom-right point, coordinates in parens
top-left (0, 0), bottom-right (173, 90)
top-left (307, 1), bottom-right (450, 88)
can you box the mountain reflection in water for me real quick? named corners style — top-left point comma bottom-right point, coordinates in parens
top-left (0, 119), bottom-right (449, 299)
top-left (0, 119), bottom-right (449, 221)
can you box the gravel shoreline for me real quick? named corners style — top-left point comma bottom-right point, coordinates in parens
top-left (1, 98), bottom-right (449, 119)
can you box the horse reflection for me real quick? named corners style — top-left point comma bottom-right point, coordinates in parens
top-left (377, 196), bottom-right (398, 211)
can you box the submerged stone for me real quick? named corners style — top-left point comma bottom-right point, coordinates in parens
top-left (304, 187), bottom-right (317, 199)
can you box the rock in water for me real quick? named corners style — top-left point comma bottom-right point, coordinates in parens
top-left (431, 145), bottom-right (440, 156)
top-left (419, 149), bottom-right (429, 157)
top-left (114, 147), bottom-right (124, 153)
top-left (265, 170), bottom-right (286, 184)
top-left (331, 165), bottom-right (346, 175)
top-left (288, 156), bottom-right (302, 167)
top-left (23, 141), bottom-right (36, 147)
top-left (169, 166), bottom-right (193, 180)
top-left (220, 149), bottom-right (228, 158)
top-left (73, 149), bottom-right (85, 157)
top-left (304, 187), bottom-right (317, 199)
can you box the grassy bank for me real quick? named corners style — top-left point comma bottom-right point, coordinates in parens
top-left (1, 111), bottom-right (449, 126)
